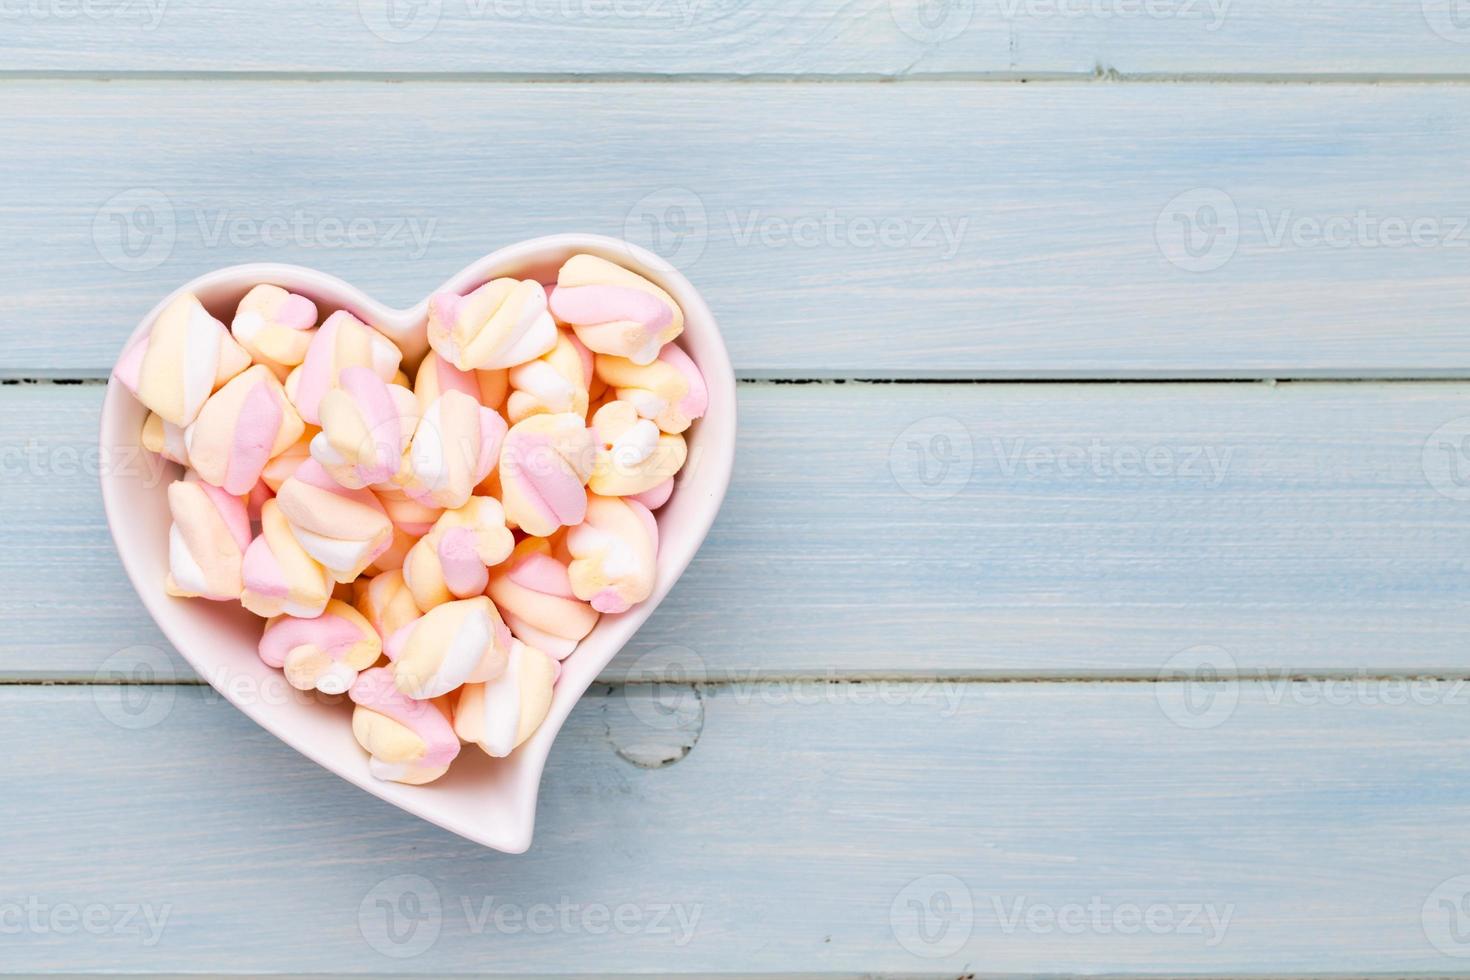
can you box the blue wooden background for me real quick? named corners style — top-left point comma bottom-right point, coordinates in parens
top-left (5, 1), bottom-right (1470, 975)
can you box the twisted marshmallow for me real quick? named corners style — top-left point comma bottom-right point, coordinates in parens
top-left (260, 429), bottom-right (315, 492)
top-left (549, 254), bottom-right (683, 365)
top-left (498, 412), bottom-right (595, 537)
top-left (594, 344), bottom-right (707, 434)
top-left (427, 278), bottom-right (557, 371)
top-left (352, 569), bottom-right (422, 643)
top-left (505, 329), bottom-right (594, 424)
top-left (259, 598), bottom-right (381, 695)
top-left (285, 311), bottom-right (402, 425)
top-left (349, 667), bottom-right (460, 785)
top-left (230, 284), bottom-right (318, 375)
top-left (114, 293), bottom-right (251, 426)
top-left (587, 400), bottom-right (687, 498)
top-left (567, 493), bottom-right (659, 614)
top-left (402, 496), bottom-right (515, 611)
top-left (310, 367), bottom-right (419, 489)
top-left (241, 498), bottom-right (332, 619)
top-left (366, 486), bottom-right (444, 576)
top-left (165, 477), bottom-right (250, 601)
top-left (275, 458), bottom-right (393, 583)
top-left (185, 364), bottom-right (306, 495)
top-left (414, 350), bottom-right (507, 414)
top-left (141, 412), bottom-right (189, 467)
top-left (399, 390), bottom-right (507, 509)
top-left (486, 537), bottom-right (599, 660)
top-left (385, 596), bottom-right (512, 699)
top-left (454, 640), bottom-right (558, 758)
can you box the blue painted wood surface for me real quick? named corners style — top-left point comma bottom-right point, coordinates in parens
top-left (4, 5), bottom-right (1470, 976)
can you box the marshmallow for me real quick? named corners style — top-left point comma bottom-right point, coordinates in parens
top-left (114, 293), bottom-right (252, 426)
top-left (427, 278), bottom-right (557, 371)
top-left (349, 667), bottom-right (460, 785)
top-left (165, 477), bottom-right (250, 601)
top-left (185, 364), bottom-right (306, 495)
top-left (285, 311), bottom-right (402, 425)
top-left (141, 412), bottom-right (189, 467)
top-left (399, 390), bottom-right (507, 510)
top-left (549, 254), bottom-right (683, 365)
top-left (567, 493), bottom-right (659, 614)
top-left (352, 569), bottom-right (422, 643)
top-left (365, 528), bottom-right (414, 575)
top-left (376, 486), bottom-right (443, 535)
top-left (259, 598), bottom-right (381, 695)
top-left (310, 367), bottom-right (419, 489)
top-left (245, 479), bottom-right (274, 523)
top-left (260, 429), bottom-right (315, 492)
top-left (402, 496), bottom-right (515, 611)
top-left (275, 458), bottom-right (394, 583)
top-left (498, 412), bottom-right (595, 536)
top-left (587, 401), bottom-right (687, 498)
top-left (486, 536), bottom-right (599, 660)
top-left (594, 343), bottom-right (707, 434)
top-left (629, 478), bottom-right (674, 511)
top-left (506, 329), bottom-right (594, 424)
top-left (385, 596), bottom-right (512, 699)
top-left (241, 498), bottom-right (332, 618)
top-left (453, 640), bottom-right (558, 758)
top-left (414, 350), bottom-right (508, 414)
top-left (230, 284), bottom-right (318, 375)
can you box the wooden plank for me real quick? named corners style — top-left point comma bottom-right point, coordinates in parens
top-left (3, 0), bottom-right (1470, 76)
top-left (5, 681), bottom-right (1470, 974)
top-left (10, 380), bottom-right (1470, 681)
top-left (5, 81), bottom-right (1470, 378)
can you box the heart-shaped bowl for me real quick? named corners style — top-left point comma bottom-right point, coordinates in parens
top-left (99, 234), bottom-right (736, 853)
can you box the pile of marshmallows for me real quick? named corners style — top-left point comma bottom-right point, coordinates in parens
top-left (113, 254), bottom-right (707, 785)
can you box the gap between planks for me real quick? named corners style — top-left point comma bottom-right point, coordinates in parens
top-left (10, 674), bottom-right (1470, 687)
top-left (11, 71), bottom-right (1470, 83)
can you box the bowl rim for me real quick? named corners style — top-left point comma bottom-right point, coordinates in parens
top-left (99, 234), bottom-right (737, 852)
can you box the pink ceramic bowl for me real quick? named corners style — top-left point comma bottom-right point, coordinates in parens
top-left (99, 234), bottom-right (736, 853)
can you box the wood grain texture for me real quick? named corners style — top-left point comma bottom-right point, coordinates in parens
top-left (3, 0), bottom-right (1469, 76)
top-left (10, 380), bottom-right (1470, 681)
top-left (7, 81), bottom-right (1470, 378)
top-left (7, 682), bottom-right (1470, 974)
